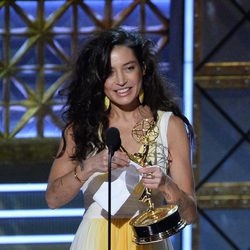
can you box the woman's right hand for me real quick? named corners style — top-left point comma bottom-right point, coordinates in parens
top-left (83, 149), bottom-right (130, 176)
top-left (46, 130), bottom-right (129, 209)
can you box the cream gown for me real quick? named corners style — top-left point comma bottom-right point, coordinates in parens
top-left (70, 111), bottom-right (174, 250)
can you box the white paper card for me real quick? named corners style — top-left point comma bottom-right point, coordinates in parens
top-left (93, 161), bottom-right (143, 215)
top-left (93, 171), bottom-right (130, 215)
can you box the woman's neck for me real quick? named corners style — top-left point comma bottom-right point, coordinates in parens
top-left (109, 105), bottom-right (151, 124)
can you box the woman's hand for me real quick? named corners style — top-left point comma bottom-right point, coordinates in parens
top-left (84, 149), bottom-right (130, 176)
top-left (138, 165), bottom-right (168, 190)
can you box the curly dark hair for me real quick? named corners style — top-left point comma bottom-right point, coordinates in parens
top-left (59, 27), bottom-right (193, 162)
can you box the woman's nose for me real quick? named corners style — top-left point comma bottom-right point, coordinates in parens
top-left (115, 72), bottom-right (127, 85)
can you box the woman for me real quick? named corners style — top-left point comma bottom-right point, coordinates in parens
top-left (45, 28), bottom-right (197, 250)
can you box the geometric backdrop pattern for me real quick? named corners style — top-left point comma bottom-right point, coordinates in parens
top-left (0, 1), bottom-right (174, 250)
top-left (0, 0), bottom-right (170, 139)
top-left (193, 0), bottom-right (250, 249)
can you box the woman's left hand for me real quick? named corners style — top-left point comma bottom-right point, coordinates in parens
top-left (138, 165), bottom-right (167, 190)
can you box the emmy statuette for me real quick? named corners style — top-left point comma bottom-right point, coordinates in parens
top-left (122, 118), bottom-right (186, 245)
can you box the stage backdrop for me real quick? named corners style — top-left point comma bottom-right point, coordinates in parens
top-left (0, 1), bottom-right (186, 250)
top-left (193, 0), bottom-right (250, 250)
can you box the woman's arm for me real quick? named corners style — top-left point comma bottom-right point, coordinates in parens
top-left (45, 128), bottom-right (93, 209)
top-left (139, 115), bottom-right (197, 224)
top-left (45, 127), bottom-right (130, 209)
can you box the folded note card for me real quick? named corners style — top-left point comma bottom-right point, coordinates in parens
top-left (93, 162), bottom-right (142, 215)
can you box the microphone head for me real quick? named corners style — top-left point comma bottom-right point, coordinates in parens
top-left (106, 127), bottom-right (121, 154)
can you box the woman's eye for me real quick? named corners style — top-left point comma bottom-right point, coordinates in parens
top-left (126, 65), bottom-right (135, 71)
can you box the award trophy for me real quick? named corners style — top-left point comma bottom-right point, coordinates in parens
top-left (124, 118), bottom-right (186, 245)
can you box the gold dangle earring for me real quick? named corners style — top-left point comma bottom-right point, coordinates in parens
top-left (104, 96), bottom-right (110, 110)
top-left (139, 89), bottom-right (144, 104)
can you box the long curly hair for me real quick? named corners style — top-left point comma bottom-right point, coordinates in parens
top-left (59, 28), bottom-right (193, 162)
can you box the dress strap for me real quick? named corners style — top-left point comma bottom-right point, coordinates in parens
top-left (156, 111), bottom-right (172, 173)
top-left (158, 111), bottom-right (172, 149)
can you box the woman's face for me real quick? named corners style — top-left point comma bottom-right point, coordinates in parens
top-left (104, 45), bottom-right (144, 109)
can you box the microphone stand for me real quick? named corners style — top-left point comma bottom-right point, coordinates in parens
top-left (107, 151), bottom-right (112, 250)
top-left (105, 127), bottom-right (121, 250)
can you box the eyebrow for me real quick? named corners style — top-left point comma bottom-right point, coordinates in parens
top-left (110, 60), bottom-right (138, 69)
top-left (123, 60), bottom-right (137, 66)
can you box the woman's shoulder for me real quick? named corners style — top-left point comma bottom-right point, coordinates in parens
top-left (157, 110), bottom-right (186, 136)
top-left (168, 114), bottom-right (189, 145)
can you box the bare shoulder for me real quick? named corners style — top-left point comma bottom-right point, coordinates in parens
top-left (167, 114), bottom-right (189, 147)
top-left (168, 114), bottom-right (187, 134)
top-left (63, 125), bottom-right (76, 150)
top-left (48, 125), bottom-right (76, 182)
top-left (53, 124), bottom-right (76, 162)
top-left (64, 124), bottom-right (74, 140)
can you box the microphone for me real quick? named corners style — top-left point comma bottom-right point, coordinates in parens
top-left (106, 127), bottom-right (121, 157)
top-left (105, 127), bottom-right (121, 250)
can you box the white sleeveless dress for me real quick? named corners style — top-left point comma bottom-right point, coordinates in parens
top-left (70, 111), bottom-right (173, 250)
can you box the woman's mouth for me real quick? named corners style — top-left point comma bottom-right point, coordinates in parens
top-left (115, 87), bottom-right (131, 95)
